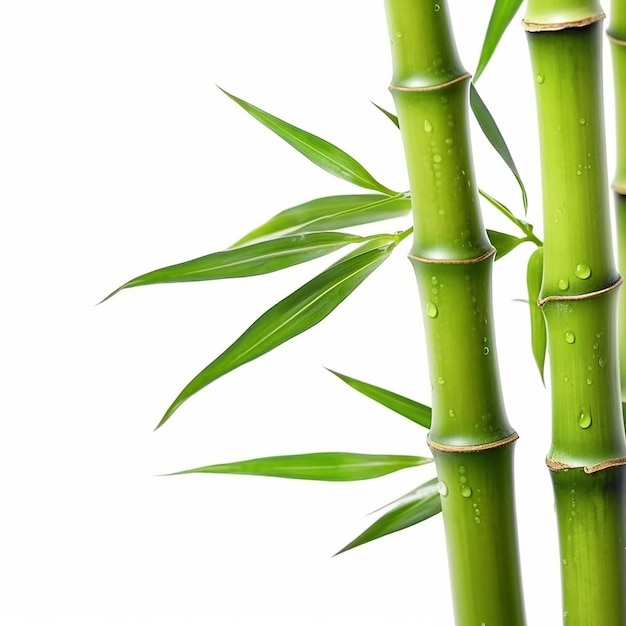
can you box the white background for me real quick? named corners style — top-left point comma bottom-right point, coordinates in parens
top-left (1, 1), bottom-right (618, 624)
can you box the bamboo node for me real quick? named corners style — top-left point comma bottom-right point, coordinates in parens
top-left (389, 73), bottom-right (471, 93)
top-left (546, 457), bottom-right (626, 473)
top-left (427, 431), bottom-right (518, 454)
top-left (538, 275), bottom-right (623, 308)
top-left (584, 457), bottom-right (626, 474)
top-left (522, 14), bottom-right (605, 32)
top-left (607, 32), bottom-right (626, 47)
top-left (408, 247), bottom-right (496, 265)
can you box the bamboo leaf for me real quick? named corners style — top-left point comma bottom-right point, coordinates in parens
top-left (526, 247), bottom-right (546, 382)
top-left (474, 0), bottom-right (524, 82)
top-left (470, 84), bottom-right (528, 211)
top-left (486, 229), bottom-right (526, 260)
top-left (371, 102), bottom-right (400, 128)
top-left (233, 194), bottom-right (411, 247)
top-left (326, 369), bottom-right (431, 429)
top-left (221, 88), bottom-right (397, 195)
top-left (335, 478), bottom-right (441, 555)
top-left (103, 232), bottom-right (373, 301)
top-left (168, 452), bottom-right (433, 481)
top-left (156, 243), bottom-right (395, 428)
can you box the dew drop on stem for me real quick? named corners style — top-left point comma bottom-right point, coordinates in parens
top-left (574, 262), bottom-right (591, 279)
top-left (565, 331), bottom-right (576, 344)
top-left (426, 302), bottom-right (438, 318)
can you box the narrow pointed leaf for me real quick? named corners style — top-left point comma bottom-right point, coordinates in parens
top-left (486, 229), bottom-right (526, 260)
top-left (335, 478), bottom-right (441, 555)
top-left (470, 84), bottom-right (528, 211)
top-left (371, 102), bottom-right (399, 128)
top-left (221, 89), bottom-right (396, 195)
top-left (168, 452), bottom-right (433, 481)
top-left (157, 243), bottom-right (395, 428)
top-left (327, 369), bottom-right (431, 429)
top-left (526, 247), bottom-right (546, 382)
top-left (103, 232), bottom-right (372, 301)
top-left (233, 194), bottom-right (411, 247)
top-left (474, 0), bottom-right (524, 81)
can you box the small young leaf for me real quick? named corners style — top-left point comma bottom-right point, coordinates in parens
top-left (371, 102), bottom-right (399, 128)
top-left (470, 84), bottom-right (527, 211)
top-left (233, 194), bottom-right (411, 247)
top-left (335, 478), bottom-right (441, 555)
top-left (526, 247), bottom-right (546, 382)
top-left (486, 229), bottom-right (526, 260)
top-left (326, 369), bottom-right (431, 429)
top-left (103, 232), bottom-right (372, 301)
top-left (221, 89), bottom-right (397, 195)
top-left (474, 0), bottom-right (524, 82)
top-left (156, 243), bottom-right (395, 428)
top-left (168, 452), bottom-right (433, 481)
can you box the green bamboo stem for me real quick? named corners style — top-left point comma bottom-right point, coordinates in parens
top-left (608, 0), bottom-right (626, 415)
top-left (525, 4), bottom-right (626, 623)
top-left (384, 1), bottom-right (525, 624)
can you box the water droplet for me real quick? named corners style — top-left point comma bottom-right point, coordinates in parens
top-left (576, 169), bottom-right (582, 176)
top-left (586, 378), bottom-right (593, 386)
top-left (396, 31), bottom-right (403, 38)
top-left (437, 481), bottom-right (448, 497)
top-left (434, 3), bottom-right (440, 11)
top-left (536, 73), bottom-right (545, 84)
top-left (565, 331), bottom-right (576, 344)
top-left (580, 118), bottom-right (586, 125)
top-left (599, 355), bottom-right (607, 368)
top-left (448, 409), bottom-right (455, 418)
top-left (483, 346), bottom-right (490, 355)
top-left (578, 409), bottom-right (592, 429)
top-left (424, 119), bottom-right (433, 133)
top-left (426, 302), bottom-right (438, 318)
top-left (431, 276), bottom-right (438, 285)
top-left (475, 517), bottom-right (481, 524)
top-left (461, 485), bottom-right (472, 498)
top-left (432, 287), bottom-right (438, 295)
top-left (593, 342), bottom-right (599, 350)
top-left (558, 278), bottom-right (569, 290)
top-left (433, 154), bottom-right (442, 163)
top-left (438, 376), bottom-right (445, 385)
top-left (564, 376), bottom-right (569, 382)
top-left (445, 137), bottom-right (453, 146)
top-left (564, 610), bottom-right (569, 619)
top-left (459, 466), bottom-right (466, 475)
top-left (563, 558), bottom-right (568, 566)
top-left (575, 263), bottom-right (591, 279)
top-left (460, 475), bottom-right (467, 484)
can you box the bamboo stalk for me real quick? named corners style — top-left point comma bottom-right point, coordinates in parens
top-left (608, 0), bottom-right (626, 417)
top-left (384, 1), bottom-right (526, 623)
top-left (524, 2), bottom-right (626, 622)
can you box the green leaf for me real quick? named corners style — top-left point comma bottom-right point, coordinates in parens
top-left (470, 84), bottom-right (528, 211)
top-left (335, 478), bottom-right (441, 555)
top-left (327, 369), bottom-right (431, 429)
top-left (156, 243), bottom-right (395, 428)
top-left (102, 232), bottom-right (369, 302)
top-left (233, 194), bottom-right (411, 247)
top-left (168, 452), bottom-right (433, 481)
top-left (221, 88), bottom-right (397, 195)
top-left (474, 0), bottom-right (524, 82)
top-left (371, 102), bottom-right (399, 128)
top-left (486, 229), bottom-right (526, 260)
top-left (526, 247), bottom-right (546, 382)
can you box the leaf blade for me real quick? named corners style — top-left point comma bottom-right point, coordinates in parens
top-left (103, 232), bottom-right (367, 301)
top-left (233, 194), bottom-right (411, 247)
top-left (486, 229), bottom-right (526, 260)
top-left (327, 369), bottom-right (431, 429)
top-left (335, 478), bottom-right (441, 555)
top-left (470, 84), bottom-right (527, 211)
top-left (221, 89), bottom-right (396, 195)
top-left (168, 452), bottom-right (433, 481)
top-left (474, 0), bottom-right (524, 82)
top-left (157, 243), bottom-right (395, 428)
top-left (526, 247), bottom-right (546, 382)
